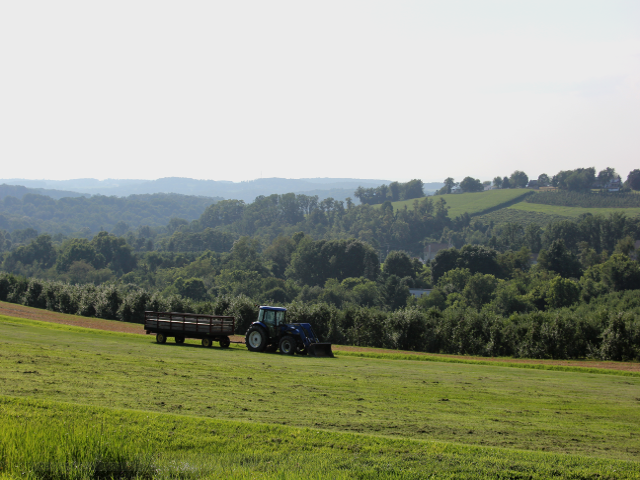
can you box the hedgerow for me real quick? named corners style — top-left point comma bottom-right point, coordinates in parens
top-left (1, 271), bottom-right (638, 361)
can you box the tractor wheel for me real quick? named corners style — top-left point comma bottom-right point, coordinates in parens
top-left (246, 326), bottom-right (268, 352)
top-left (219, 336), bottom-right (231, 348)
top-left (202, 338), bottom-right (213, 348)
top-left (156, 333), bottom-right (167, 344)
top-left (279, 336), bottom-right (297, 355)
top-left (175, 336), bottom-right (185, 344)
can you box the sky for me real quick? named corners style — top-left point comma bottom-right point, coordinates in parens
top-left (1, 1), bottom-right (639, 183)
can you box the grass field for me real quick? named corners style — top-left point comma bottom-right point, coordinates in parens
top-left (383, 190), bottom-right (640, 226)
top-left (2, 314), bottom-right (640, 478)
top-left (475, 208), bottom-right (570, 227)
top-left (382, 189), bottom-right (532, 218)
top-left (508, 202), bottom-right (640, 218)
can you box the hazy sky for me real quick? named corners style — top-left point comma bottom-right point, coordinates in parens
top-left (1, 1), bottom-right (639, 183)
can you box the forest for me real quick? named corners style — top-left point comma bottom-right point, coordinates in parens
top-left (0, 192), bottom-right (220, 235)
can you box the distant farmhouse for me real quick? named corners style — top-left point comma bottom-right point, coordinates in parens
top-left (592, 175), bottom-right (622, 192)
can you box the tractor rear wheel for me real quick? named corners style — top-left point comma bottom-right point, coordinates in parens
top-left (156, 333), bottom-right (167, 344)
top-left (279, 336), bottom-right (297, 355)
top-left (246, 326), bottom-right (268, 352)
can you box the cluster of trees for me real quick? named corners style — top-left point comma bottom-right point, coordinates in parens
top-left (157, 192), bottom-right (452, 256)
top-left (353, 180), bottom-right (424, 205)
top-left (436, 177), bottom-right (487, 194)
top-left (486, 167), bottom-right (635, 192)
top-left (439, 167), bottom-right (635, 194)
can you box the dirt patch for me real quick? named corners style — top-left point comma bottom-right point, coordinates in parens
top-left (0, 301), bottom-right (246, 342)
top-left (2, 301), bottom-right (638, 372)
top-left (0, 301), bottom-right (145, 334)
top-left (333, 345), bottom-right (640, 373)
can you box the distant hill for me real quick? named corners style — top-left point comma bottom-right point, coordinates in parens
top-left (0, 177), bottom-right (404, 203)
top-left (0, 184), bottom-right (89, 201)
top-left (0, 192), bottom-right (220, 235)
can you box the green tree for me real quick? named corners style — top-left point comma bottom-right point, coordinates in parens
top-left (402, 179), bottom-right (424, 200)
top-left (509, 171), bottom-right (529, 188)
top-left (437, 178), bottom-right (457, 195)
top-left (524, 224), bottom-right (542, 253)
top-left (626, 169), bottom-right (640, 191)
top-left (545, 276), bottom-right (581, 308)
top-left (56, 239), bottom-right (97, 273)
top-left (462, 273), bottom-right (498, 310)
top-left (380, 275), bottom-right (411, 310)
top-left (199, 199), bottom-right (246, 228)
top-left (383, 251), bottom-right (414, 279)
top-left (175, 277), bottom-right (208, 300)
top-left (459, 177), bottom-right (484, 193)
top-left (597, 167), bottom-right (617, 187)
top-left (537, 240), bottom-right (582, 278)
top-left (492, 176), bottom-right (503, 189)
top-left (537, 173), bottom-right (550, 187)
top-left (600, 253), bottom-right (640, 291)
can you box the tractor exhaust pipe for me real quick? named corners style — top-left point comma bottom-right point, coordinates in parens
top-left (307, 343), bottom-right (334, 358)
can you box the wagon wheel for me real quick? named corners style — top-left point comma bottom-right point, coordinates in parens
top-left (202, 338), bottom-right (213, 348)
top-left (156, 333), bottom-right (167, 344)
top-left (219, 336), bottom-right (231, 348)
top-left (175, 336), bottom-right (185, 344)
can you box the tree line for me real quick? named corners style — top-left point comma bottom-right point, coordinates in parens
top-left (437, 166), bottom-right (640, 195)
top-left (353, 179), bottom-right (425, 205)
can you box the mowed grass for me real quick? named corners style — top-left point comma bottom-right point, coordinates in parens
top-left (382, 189), bottom-right (531, 218)
top-left (4, 397), bottom-right (640, 480)
top-left (508, 202), bottom-right (640, 218)
top-left (2, 315), bottom-right (640, 478)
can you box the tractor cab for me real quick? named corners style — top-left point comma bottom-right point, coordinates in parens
top-left (256, 306), bottom-right (287, 339)
top-left (245, 305), bottom-right (333, 357)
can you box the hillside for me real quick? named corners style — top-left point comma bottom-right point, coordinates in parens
top-left (0, 183), bottom-right (88, 200)
top-left (0, 192), bottom-right (219, 235)
top-left (383, 189), bottom-right (532, 218)
top-left (509, 201), bottom-right (640, 218)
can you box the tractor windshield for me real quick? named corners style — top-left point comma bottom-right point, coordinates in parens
top-left (258, 309), bottom-right (285, 326)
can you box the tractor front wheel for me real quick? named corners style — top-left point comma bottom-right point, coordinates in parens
top-left (246, 326), bottom-right (268, 352)
top-left (279, 336), bottom-right (297, 355)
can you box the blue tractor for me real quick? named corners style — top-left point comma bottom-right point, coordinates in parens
top-left (245, 306), bottom-right (334, 357)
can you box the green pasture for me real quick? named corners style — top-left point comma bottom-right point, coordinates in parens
top-left (475, 208), bottom-right (569, 227)
top-left (508, 202), bottom-right (640, 219)
top-left (1, 315), bottom-right (640, 478)
top-left (383, 190), bottom-right (532, 218)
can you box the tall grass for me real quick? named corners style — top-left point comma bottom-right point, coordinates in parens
top-left (2, 396), bottom-right (640, 479)
top-left (0, 408), bottom-right (159, 479)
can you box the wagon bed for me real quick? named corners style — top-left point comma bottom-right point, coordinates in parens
top-left (144, 311), bottom-right (235, 348)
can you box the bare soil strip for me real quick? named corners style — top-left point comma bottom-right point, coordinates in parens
top-left (2, 301), bottom-right (638, 372)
